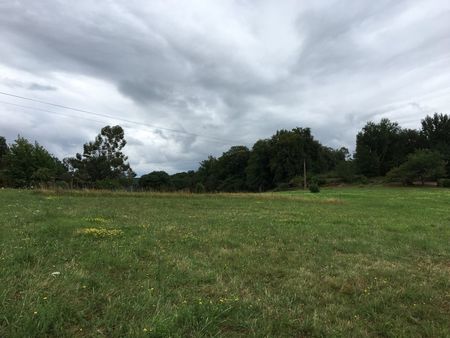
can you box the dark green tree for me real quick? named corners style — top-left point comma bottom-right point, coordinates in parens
top-left (397, 128), bottom-right (424, 161)
top-left (170, 171), bottom-right (196, 191)
top-left (421, 113), bottom-right (450, 176)
top-left (318, 146), bottom-right (348, 172)
top-left (3, 136), bottom-right (65, 187)
top-left (0, 136), bottom-right (8, 166)
top-left (216, 146), bottom-right (250, 192)
top-left (335, 160), bottom-right (357, 183)
top-left (355, 119), bottom-right (403, 177)
top-left (196, 156), bottom-right (220, 192)
top-left (269, 128), bottom-right (322, 184)
top-left (67, 125), bottom-right (135, 187)
top-left (386, 149), bottom-right (446, 185)
top-left (246, 139), bottom-right (273, 191)
top-left (139, 171), bottom-right (172, 191)
top-left (0, 136), bottom-right (9, 186)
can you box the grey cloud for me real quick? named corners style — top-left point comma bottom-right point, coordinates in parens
top-left (2, 78), bottom-right (57, 91)
top-left (28, 83), bottom-right (57, 91)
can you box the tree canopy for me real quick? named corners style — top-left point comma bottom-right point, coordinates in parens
top-left (421, 113), bottom-right (450, 174)
top-left (66, 125), bottom-right (135, 188)
top-left (1, 112), bottom-right (449, 190)
top-left (2, 136), bottom-right (65, 188)
top-left (387, 149), bottom-right (446, 185)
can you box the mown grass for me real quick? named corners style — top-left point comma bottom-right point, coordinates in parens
top-left (0, 187), bottom-right (449, 337)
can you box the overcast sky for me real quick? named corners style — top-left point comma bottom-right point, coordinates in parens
top-left (1, 1), bottom-right (450, 175)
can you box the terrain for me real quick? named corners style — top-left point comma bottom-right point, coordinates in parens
top-left (1, 187), bottom-right (449, 337)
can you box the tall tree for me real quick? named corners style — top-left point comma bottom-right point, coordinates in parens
top-left (246, 139), bottom-right (273, 191)
top-left (0, 136), bottom-right (8, 166)
top-left (269, 128), bottom-right (321, 184)
top-left (355, 119), bottom-right (403, 177)
top-left (67, 125), bottom-right (135, 187)
top-left (0, 136), bottom-right (9, 186)
top-left (216, 146), bottom-right (250, 191)
top-left (196, 156), bottom-right (220, 192)
top-left (421, 113), bottom-right (450, 176)
top-left (318, 146), bottom-right (349, 172)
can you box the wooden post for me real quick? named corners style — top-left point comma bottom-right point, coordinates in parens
top-left (303, 159), bottom-right (307, 189)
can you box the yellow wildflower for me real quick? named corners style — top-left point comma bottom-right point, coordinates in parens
top-left (77, 227), bottom-right (123, 237)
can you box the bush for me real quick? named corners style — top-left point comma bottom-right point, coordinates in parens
top-left (309, 183), bottom-right (320, 193)
top-left (309, 175), bottom-right (326, 186)
top-left (386, 149), bottom-right (446, 185)
top-left (288, 176), bottom-right (304, 188)
top-left (357, 175), bottom-right (369, 184)
top-left (95, 179), bottom-right (123, 190)
top-left (438, 179), bottom-right (450, 188)
top-left (194, 182), bottom-right (205, 193)
top-left (54, 181), bottom-right (69, 190)
top-left (273, 182), bottom-right (290, 192)
top-left (335, 161), bottom-right (356, 183)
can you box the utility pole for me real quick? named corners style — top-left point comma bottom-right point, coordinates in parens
top-left (303, 158), bottom-right (307, 189)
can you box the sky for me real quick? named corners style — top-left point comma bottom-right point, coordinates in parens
top-left (1, 0), bottom-right (450, 175)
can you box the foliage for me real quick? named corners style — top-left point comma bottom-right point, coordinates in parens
top-left (309, 183), bottom-right (320, 193)
top-left (272, 182), bottom-right (290, 191)
top-left (0, 136), bottom-right (9, 186)
top-left (246, 139), bottom-right (273, 191)
top-left (2, 136), bottom-right (66, 187)
top-left (139, 171), bottom-right (172, 191)
top-left (335, 160), bottom-right (357, 183)
top-left (170, 171), bottom-right (196, 191)
top-left (216, 146), bottom-right (250, 192)
top-left (194, 182), bottom-right (205, 193)
top-left (2, 113), bottom-right (449, 191)
top-left (438, 178), bottom-right (450, 188)
top-left (66, 125), bottom-right (135, 188)
top-left (268, 128), bottom-right (320, 183)
top-left (386, 149), bottom-right (446, 185)
top-left (355, 119), bottom-right (403, 177)
top-left (196, 156), bottom-right (220, 192)
top-left (0, 136), bottom-right (8, 165)
top-left (288, 175), bottom-right (305, 188)
top-left (421, 113), bottom-right (450, 177)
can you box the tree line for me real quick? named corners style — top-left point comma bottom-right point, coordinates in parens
top-left (0, 113), bottom-right (449, 191)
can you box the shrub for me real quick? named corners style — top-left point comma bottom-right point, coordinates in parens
top-left (309, 175), bottom-right (326, 186)
top-left (386, 149), bottom-right (446, 185)
top-left (309, 183), bottom-right (320, 193)
top-left (194, 182), bottom-right (205, 193)
top-left (273, 182), bottom-right (290, 192)
top-left (335, 161), bottom-right (356, 183)
top-left (95, 179), bottom-right (123, 190)
top-left (288, 176), bottom-right (304, 188)
top-left (55, 181), bottom-right (69, 190)
top-left (357, 175), bottom-right (369, 184)
top-left (438, 179), bottom-right (450, 188)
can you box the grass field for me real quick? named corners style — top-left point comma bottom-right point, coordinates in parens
top-left (1, 187), bottom-right (449, 337)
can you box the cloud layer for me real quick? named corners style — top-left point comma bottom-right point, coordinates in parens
top-left (1, 0), bottom-right (450, 174)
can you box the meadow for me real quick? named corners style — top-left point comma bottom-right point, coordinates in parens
top-left (0, 187), bottom-right (449, 337)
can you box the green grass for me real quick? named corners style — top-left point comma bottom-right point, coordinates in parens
top-left (1, 187), bottom-right (449, 337)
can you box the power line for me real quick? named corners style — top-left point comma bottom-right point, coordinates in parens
top-left (0, 100), bottom-right (110, 126)
top-left (0, 100), bottom-right (233, 157)
top-left (0, 91), bottom-right (242, 145)
top-left (0, 100), bottom-right (221, 160)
